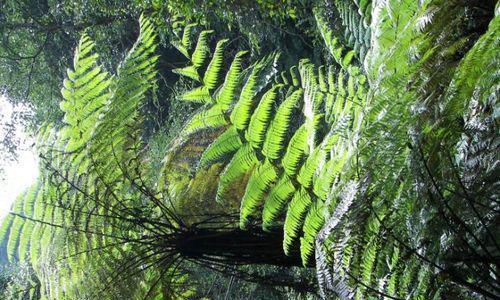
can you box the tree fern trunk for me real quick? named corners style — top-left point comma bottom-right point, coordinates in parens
top-left (175, 228), bottom-right (310, 267)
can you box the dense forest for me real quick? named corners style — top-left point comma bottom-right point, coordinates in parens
top-left (0, 0), bottom-right (498, 299)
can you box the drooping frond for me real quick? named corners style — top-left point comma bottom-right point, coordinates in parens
top-left (181, 104), bottom-right (227, 136)
top-left (5, 191), bottom-right (28, 263)
top-left (246, 85), bottom-right (282, 149)
top-left (199, 125), bottom-right (242, 168)
top-left (203, 39), bottom-right (229, 90)
top-left (89, 15), bottom-right (158, 177)
top-left (216, 143), bottom-right (258, 203)
top-left (59, 34), bottom-right (110, 167)
top-left (171, 22), bottom-right (197, 59)
top-left (230, 53), bottom-right (280, 131)
top-left (181, 23), bottom-right (198, 51)
top-left (215, 51), bottom-right (248, 109)
top-left (179, 86), bottom-right (213, 103)
top-left (283, 188), bottom-right (313, 256)
top-left (262, 175), bottom-right (296, 231)
top-left (239, 160), bottom-right (278, 229)
top-left (5, 4), bottom-right (496, 298)
top-left (169, 21), bottom-right (371, 270)
top-left (262, 89), bottom-right (303, 160)
top-left (173, 65), bottom-right (201, 81)
top-left (281, 125), bottom-right (308, 176)
top-left (191, 30), bottom-right (214, 68)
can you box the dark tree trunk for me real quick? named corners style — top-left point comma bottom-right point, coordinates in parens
top-left (174, 228), bottom-right (312, 267)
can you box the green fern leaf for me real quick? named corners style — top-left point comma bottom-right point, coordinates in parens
top-left (215, 50), bottom-right (248, 109)
top-left (230, 53), bottom-right (279, 131)
top-left (203, 39), bottom-right (229, 90)
top-left (239, 160), bottom-right (278, 229)
top-left (191, 30), bottom-right (214, 68)
top-left (216, 144), bottom-right (258, 202)
top-left (0, 214), bottom-right (14, 259)
top-left (172, 65), bottom-right (201, 82)
top-left (18, 183), bottom-right (41, 262)
top-left (290, 66), bottom-right (300, 86)
top-left (181, 104), bottom-right (228, 136)
top-left (262, 175), bottom-right (296, 231)
top-left (300, 201), bottom-right (325, 265)
top-left (246, 85), bottom-right (281, 149)
top-left (60, 34), bottom-right (110, 155)
top-left (281, 125), bottom-right (307, 176)
top-left (6, 191), bottom-right (28, 262)
top-left (386, 246), bottom-right (400, 297)
top-left (283, 187), bottom-right (312, 255)
top-left (179, 86), bottom-right (213, 103)
top-left (182, 23), bottom-right (198, 50)
top-left (318, 65), bottom-right (328, 92)
top-left (171, 40), bottom-right (190, 59)
top-left (296, 147), bottom-right (327, 188)
top-left (262, 89), bottom-right (303, 160)
top-left (199, 126), bottom-right (242, 168)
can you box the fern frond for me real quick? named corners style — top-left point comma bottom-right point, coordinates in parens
top-left (6, 191), bottom-right (28, 262)
top-left (179, 86), bottom-right (213, 103)
top-left (312, 152), bottom-right (348, 200)
top-left (281, 125), bottom-right (307, 176)
top-left (203, 39), bottom-right (229, 90)
top-left (230, 53), bottom-right (279, 131)
top-left (172, 65), bottom-right (201, 82)
top-left (296, 147), bottom-right (327, 188)
top-left (246, 85), bottom-right (281, 149)
top-left (199, 126), bottom-right (242, 168)
top-left (300, 201), bottom-right (325, 265)
top-left (239, 160), bottom-right (278, 229)
top-left (171, 40), bottom-right (190, 59)
top-left (216, 144), bottom-right (258, 202)
top-left (181, 104), bottom-right (227, 136)
top-left (283, 188), bottom-right (312, 255)
top-left (191, 30), bottom-right (214, 68)
top-left (262, 89), bottom-right (303, 160)
top-left (0, 214), bottom-right (14, 261)
top-left (262, 175), bottom-right (296, 231)
top-left (182, 23), bottom-right (198, 50)
top-left (60, 34), bottom-right (110, 155)
top-left (18, 183), bottom-right (41, 262)
top-left (290, 66), bottom-right (300, 86)
top-left (88, 14), bottom-right (158, 184)
top-left (215, 50), bottom-right (248, 109)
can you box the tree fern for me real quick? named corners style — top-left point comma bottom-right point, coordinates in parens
top-left (1, 3), bottom-right (497, 298)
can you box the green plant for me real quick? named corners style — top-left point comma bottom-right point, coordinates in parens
top-left (0, 1), bottom-right (498, 299)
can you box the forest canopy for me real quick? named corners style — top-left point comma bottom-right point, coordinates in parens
top-left (0, 0), bottom-right (499, 299)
